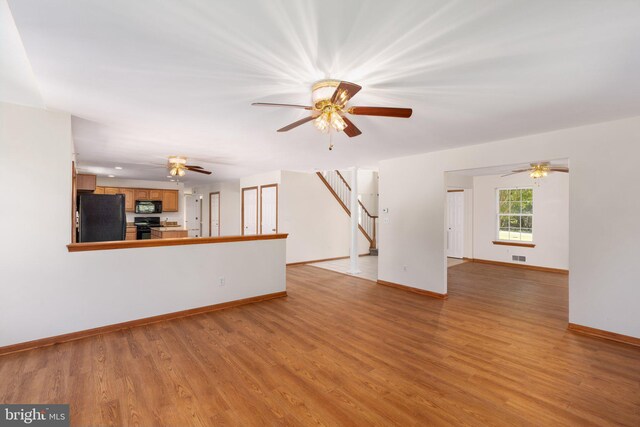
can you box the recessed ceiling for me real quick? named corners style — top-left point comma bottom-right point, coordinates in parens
top-left (6, 0), bottom-right (640, 183)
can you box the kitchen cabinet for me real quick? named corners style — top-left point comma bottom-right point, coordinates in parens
top-left (120, 188), bottom-right (135, 212)
top-left (94, 186), bottom-right (179, 212)
top-left (103, 187), bottom-right (119, 195)
top-left (77, 174), bottom-right (96, 192)
top-left (135, 189), bottom-right (150, 201)
top-left (162, 190), bottom-right (179, 212)
top-left (126, 226), bottom-right (137, 240)
top-left (151, 227), bottom-right (188, 239)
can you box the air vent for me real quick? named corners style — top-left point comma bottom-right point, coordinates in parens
top-left (512, 255), bottom-right (527, 262)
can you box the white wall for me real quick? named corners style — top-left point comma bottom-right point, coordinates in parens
top-left (240, 170), bottom-right (281, 189)
top-left (472, 172), bottom-right (569, 269)
top-left (0, 102), bottom-right (286, 347)
top-left (95, 177), bottom-right (185, 224)
top-left (237, 170), bottom-right (370, 263)
top-left (379, 116), bottom-right (640, 338)
top-left (280, 171), bottom-right (370, 264)
top-left (194, 181), bottom-right (241, 237)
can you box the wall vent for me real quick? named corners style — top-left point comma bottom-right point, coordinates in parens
top-left (512, 255), bottom-right (527, 262)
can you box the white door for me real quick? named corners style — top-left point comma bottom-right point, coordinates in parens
top-left (447, 191), bottom-right (464, 258)
top-left (210, 192), bottom-right (220, 237)
top-left (260, 185), bottom-right (277, 234)
top-left (185, 194), bottom-right (202, 238)
top-left (242, 187), bottom-right (258, 235)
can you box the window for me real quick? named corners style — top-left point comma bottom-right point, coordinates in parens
top-left (497, 188), bottom-right (533, 242)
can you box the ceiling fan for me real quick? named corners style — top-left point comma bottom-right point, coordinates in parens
top-left (168, 156), bottom-right (212, 177)
top-left (252, 80), bottom-right (412, 147)
top-left (502, 162), bottom-right (569, 179)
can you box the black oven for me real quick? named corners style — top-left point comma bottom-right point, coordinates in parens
top-left (134, 216), bottom-right (160, 239)
top-left (135, 200), bottom-right (162, 214)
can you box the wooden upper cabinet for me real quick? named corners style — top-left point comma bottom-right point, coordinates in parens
top-left (162, 190), bottom-right (179, 212)
top-left (77, 174), bottom-right (97, 192)
top-left (135, 189), bottom-right (150, 201)
top-left (120, 188), bottom-right (135, 212)
top-left (103, 187), bottom-right (119, 195)
top-left (92, 186), bottom-right (177, 212)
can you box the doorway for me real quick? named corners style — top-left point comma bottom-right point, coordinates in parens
top-left (242, 186), bottom-right (258, 235)
top-left (185, 194), bottom-right (202, 237)
top-left (260, 184), bottom-right (278, 235)
top-left (447, 190), bottom-right (465, 259)
top-left (209, 192), bottom-right (220, 237)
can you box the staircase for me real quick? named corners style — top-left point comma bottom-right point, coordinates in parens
top-left (317, 170), bottom-right (378, 253)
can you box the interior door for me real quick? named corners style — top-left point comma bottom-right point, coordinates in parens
top-left (242, 187), bottom-right (258, 235)
top-left (185, 194), bottom-right (202, 238)
top-left (209, 192), bottom-right (220, 237)
top-left (260, 184), bottom-right (278, 234)
top-left (447, 191), bottom-right (464, 259)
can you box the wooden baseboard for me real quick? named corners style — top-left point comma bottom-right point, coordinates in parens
top-left (472, 258), bottom-right (569, 274)
top-left (0, 291), bottom-right (287, 357)
top-left (287, 253), bottom-right (370, 266)
top-left (568, 323), bottom-right (640, 347)
top-left (377, 280), bottom-right (448, 299)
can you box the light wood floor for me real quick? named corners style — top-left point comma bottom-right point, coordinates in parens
top-left (1, 263), bottom-right (639, 426)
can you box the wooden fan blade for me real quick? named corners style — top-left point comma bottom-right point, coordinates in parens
top-left (342, 116), bottom-right (362, 137)
top-left (185, 165), bottom-right (203, 169)
top-left (252, 102), bottom-right (313, 110)
top-left (348, 106), bottom-right (412, 118)
top-left (549, 167), bottom-right (569, 173)
top-left (277, 116), bottom-right (314, 132)
top-left (501, 169), bottom-right (529, 177)
top-left (185, 167), bottom-right (212, 175)
top-left (331, 81), bottom-right (362, 106)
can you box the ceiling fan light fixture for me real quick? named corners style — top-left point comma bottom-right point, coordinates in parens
top-left (311, 79), bottom-right (340, 106)
top-left (253, 79), bottom-right (411, 140)
top-left (314, 114), bottom-right (330, 133)
top-left (529, 164), bottom-right (549, 179)
top-left (168, 156), bottom-right (187, 165)
top-left (169, 166), bottom-right (186, 177)
top-left (330, 112), bottom-right (347, 132)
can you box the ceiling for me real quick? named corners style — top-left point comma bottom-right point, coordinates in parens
top-left (5, 0), bottom-right (640, 184)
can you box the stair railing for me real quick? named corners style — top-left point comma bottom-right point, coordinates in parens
top-left (317, 170), bottom-right (378, 249)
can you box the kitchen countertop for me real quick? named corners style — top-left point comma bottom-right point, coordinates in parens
top-left (154, 227), bottom-right (187, 232)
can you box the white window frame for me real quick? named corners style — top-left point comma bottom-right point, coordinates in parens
top-left (496, 187), bottom-right (534, 243)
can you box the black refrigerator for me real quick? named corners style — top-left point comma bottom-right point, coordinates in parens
top-left (78, 194), bottom-right (126, 242)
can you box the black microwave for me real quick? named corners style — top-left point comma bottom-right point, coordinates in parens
top-left (135, 200), bottom-right (163, 214)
